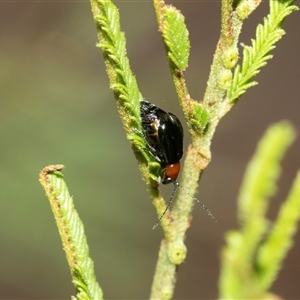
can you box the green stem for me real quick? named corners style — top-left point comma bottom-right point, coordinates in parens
top-left (149, 1), bottom-right (263, 299)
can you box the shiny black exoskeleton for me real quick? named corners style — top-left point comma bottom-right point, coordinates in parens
top-left (140, 100), bottom-right (183, 184)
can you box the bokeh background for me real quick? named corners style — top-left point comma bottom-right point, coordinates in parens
top-left (1, 1), bottom-right (299, 299)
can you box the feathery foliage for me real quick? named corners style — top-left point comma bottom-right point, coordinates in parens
top-left (91, 0), bottom-right (145, 155)
top-left (161, 5), bottom-right (190, 71)
top-left (257, 171), bottom-right (300, 291)
top-left (228, 1), bottom-right (298, 102)
top-left (39, 165), bottom-right (103, 300)
top-left (219, 122), bottom-right (300, 299)
top-left (91, 0), bottom-right (163, 190)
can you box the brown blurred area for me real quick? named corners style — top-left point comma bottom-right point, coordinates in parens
top-left (0, 2), bottom-right (299, 299)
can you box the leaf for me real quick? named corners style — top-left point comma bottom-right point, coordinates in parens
top-left (161, 5), bottom-right (190, 71)
top-left (257, 171), bottom-right (300, 292)
top-left (228, 1), bottom-right (299, 102)
top-left (39, 165), bottom-right (103, 300)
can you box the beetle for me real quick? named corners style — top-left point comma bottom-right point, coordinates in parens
top-left (139, 100), bottom-right (216, 229)
top-left (140, 100), bottom-right (183, 184)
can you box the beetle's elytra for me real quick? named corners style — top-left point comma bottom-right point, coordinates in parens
top-left (140, 100), bottom-right (183, 184)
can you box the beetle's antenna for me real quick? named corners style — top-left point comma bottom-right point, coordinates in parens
top-left (152, 183), bottom-right (179, 230)
top-left (152, 181), bottom-right (217, 229)
top-left (176, 182), bottom-right (217, 223)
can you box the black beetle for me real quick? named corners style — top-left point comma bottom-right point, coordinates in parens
top-left (140, 100), bottom-right (183, 184)
top-left (139, 100), bottom-right (216, 229)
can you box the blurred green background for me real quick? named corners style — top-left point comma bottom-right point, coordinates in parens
top-left (1, 1), bottom-right (299, 299)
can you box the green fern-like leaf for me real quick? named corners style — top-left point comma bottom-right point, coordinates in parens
top-left (91, 0), bottom-right (156, 174)
top-left (39, 165), bottom-right (103, 300)
top-left (189, 101), bottom-right (210, 133)
top-left (219, 121), bottom-right (296, 299)
top-left (228, 0), bottom-right (298, 102)
top-left (161, 5), bottom-right (190, 71)
top-left (92, 0), bottom-right (142, 129)
top-left (256, 171), bottom-right (300, 292)
top-left (238, 121), bottom-right (295, 223)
